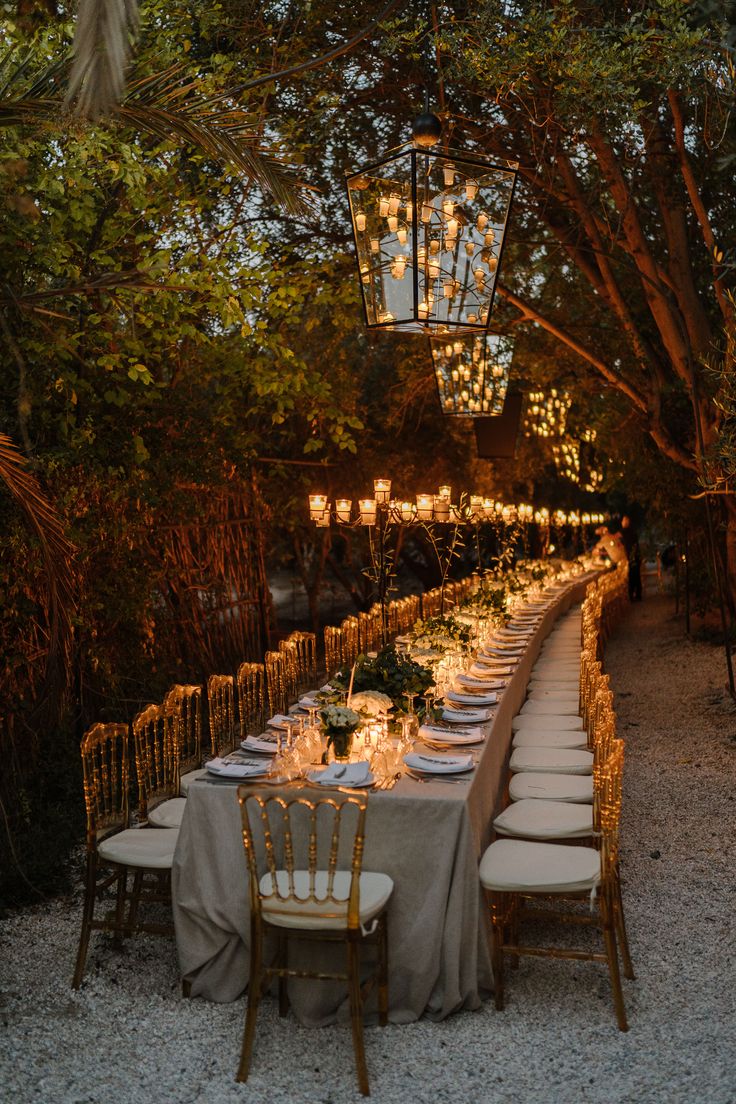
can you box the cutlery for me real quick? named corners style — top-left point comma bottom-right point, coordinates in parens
top-left (404, 770), bottom-right (471, 785)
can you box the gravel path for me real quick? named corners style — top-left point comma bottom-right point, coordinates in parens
top-left (2, 595), bottom-right (735, 1104)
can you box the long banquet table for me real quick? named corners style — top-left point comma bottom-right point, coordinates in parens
top-left (172, 572), bottom-right (596, 1024)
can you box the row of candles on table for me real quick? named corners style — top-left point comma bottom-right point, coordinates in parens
top-left (308, 480), bottom-right (607, 528)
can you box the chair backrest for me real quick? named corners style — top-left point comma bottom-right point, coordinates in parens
top-left (132, 703), bottom-right (172, 818)
top-left (79, 721), bottom-right (131, 849)
top-left (237, 661), bottom-right (266, 736)
top-left (286, 631), bottom-right (317, 693)
top-left (238, 787), bottom-right (369, 931)
top-left (264, 650), bottom-right (289, 717)
top-left (278, 638), bottom-right (301, 702)
top-left (164, 684), bottom-right (203, 785)
top-left (207, 673), bottom-right (237, 756)
top-left (340, 617), bottom-right (360, 666)
top-left (324, 625), bottom-right (343, 678)
top-left (598, 739), bottom-right (625, 877)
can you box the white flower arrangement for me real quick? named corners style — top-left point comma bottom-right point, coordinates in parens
top-left (319, 704), bottom-right (360, 732)
top-left (348, 690), bottom-right (393, 717)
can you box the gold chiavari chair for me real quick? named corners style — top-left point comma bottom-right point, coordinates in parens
top-left (235, 786), bottom-right (393, 1095)
top-left (208, 673), bottom-right (237, 757)
top-left (323, 625), bottom-right (343, 679)
top-left (164, 684), bottom-right (203, 795)
top-left (481, 740), bottom-right (631, 1031)
top-left (286, 630), bottom-right (317, 694)
top-left (264, 650), bottom-right (289, 717)
top-left (132, 703), bottom-right (185, 829)
top-left (278, 638), bottom-right (300, 703)
top-left (341, 616), bottom-right (360, 666)
top-left (237, 661), bottom-right (266, 737)
top-left (72, 722), bottom-right (177, 989)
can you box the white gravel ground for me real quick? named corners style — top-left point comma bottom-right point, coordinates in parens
top-left (2, 595), bottom-right (736, 1104)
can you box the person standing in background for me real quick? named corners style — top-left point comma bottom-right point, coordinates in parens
top-left (618, 515), bottom-right (643, 601)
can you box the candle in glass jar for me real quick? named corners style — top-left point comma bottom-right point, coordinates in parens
top-left (465, 179), bottom-right (478, 200)
top-left (400, 501), bottom-right (414, 521)
top-left (416, 493), bottom-right (434, 520)
top-left (335, 498), bottom-right (352, 523)
top-left (309, 493), bottom-right (327, 520)
top-left (417, 301), bottom-right (429, 320)
top-left (316, 504), bottom-right (331, 527)
top-left (373, 478), bottom-right (391, 504)
top-left (397, 227), bottom-right (407, 245)
top-left (433, 495), bottom-right (450, 521)
top-left (438, 484), bottom-right (451, 500)
top-left (359, 498), bottom-right (377, 525)
top-left (379, 196), bottom-right (390, 217)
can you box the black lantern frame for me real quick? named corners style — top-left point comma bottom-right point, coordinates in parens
top-left (346, 145), bottom-right (518, 335)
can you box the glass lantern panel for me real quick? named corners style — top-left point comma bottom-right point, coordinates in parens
top-left (432, 332), bottom-right (514, 416)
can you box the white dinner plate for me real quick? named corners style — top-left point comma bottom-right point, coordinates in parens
top-left (446, 690), bottom-right (498, 706)
top-left (442, 706), bottom-right (493, 723)
top-left (307, 764), bottom-right (374, 788)
top-left (266, 714), bottom-right (293, 729)
top-left (404, 751), bottom-right (474, 775)
top-left (419, 724), bottom-right (483, 746)
top-left (456, 674), bottom-right (504, 691)
top-left (240, 735), bottom-right (278, 755)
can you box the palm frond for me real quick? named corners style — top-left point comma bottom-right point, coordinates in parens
top-left (65, 0), bottom-right (139, 120)
top-left (0, 433), bottom-right (77, 723)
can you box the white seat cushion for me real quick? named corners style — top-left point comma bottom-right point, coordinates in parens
top-left (147, 797), bottom-right (186, 829)
top-left (528, 691), bottom-right (580, 702)
top-left (480, 838), bottom-right (600, 894)
top-left (528, 680), bottom-right (579, 692)
top-left (512, 714), bottom-right (585, 732)
top-left (532, 660), bottom-right (580, 672)
top-left (179, 769), bottom-right (207, 795)
top-left (259, 870), bottom-right (394, 930)
top-left (509, 746), bottom-right (593, 774)
top-left (493, 798), bottom-right (593, 840)
top-left (98, 827), bottom-right (178, 869)
top-left (512, 729), bottom-right (588, 750)
top-left (540, 647), bottom-right (580, 658)
top-left (530, 670), bottom-right (580, 682)
top-left (509, 772), bottom-right (594, 803)
top-left (521, 700), bottom-right (581, 716)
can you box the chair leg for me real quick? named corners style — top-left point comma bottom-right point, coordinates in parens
top-left (113, 866), bottom-right (128, 948)
top-left (347, 935), bottom-right (370, 1096)
top-left (600, 892), bottom-right (628, 1032)
top-left (278, 932), bottom-right (289, 1018)
top-left (509, 893), bottom-right (520, 971)
top-left (377, 914), bottom-right (389, 1027)
top-left (72, 852), bottom-right (97, 989)
top-left (237, 917), bottom-right (263, 1083)
top-left (489, 893), bottom-right (506, 1011)
top-left (127, 871), bottom-right (144, 935)
top-left (613, 867), bottom-right (635, 980)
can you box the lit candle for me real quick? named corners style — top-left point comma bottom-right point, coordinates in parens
top-left (477, 212), bottom-right (488, 230)
top-left (405, 201), bottom-right (413, 223)
top-left (482, 498), bottom-right (494, 517)
top-left (370, 238), bottom-right (380, 254)
top-left (418, 301), bottom-right (429, 319)
top-left (421, 202), bottom-right (433, 223)
top-left (487, 256), bottom-right (498, 272)
top-left (387, 215), bottom-right (398, 232)
top-left (465, 179), bottom-right (478, 200)
top-left (467, 312), bottom-right (478, 323)
top-left (378, 310), bottom-right (395, 323)
top-left (433, 495), bottom-right (450, 521)
top-left (379, 196), bottom-right (390, 217)
top-left (374, 478), bottom-right (391, 504)
top-left (447, 217), bottom-right (459, 237)
top-left (388, 193), bottom-right (401, 215)
top-left (335, 498), bottom-right (352, 523)
top-left (397, 227), bottom-right (408, 245)
top-left (443, 162), bottom-right (456, 187)
top-left (391, 256), bottom-right (406, 279)
top-left (438, 484), bottom-right (452, 499)
top-left (484, 229), bottom-right (495, 246)
top-left (309, 493), bottom-right (327, 520)
top-left (474, 266), bottom-right (485, 286)
top-left (443, 279), bottom-right (455, 299)
top-left (465, 241), bottom-right (474, 257)
top-left (360, 263), bottom-right (370, 285)
top-left (400, 501), bottom-right (414, 521)
top-left (428, 259), bottom-right (440, 280)
top-left (430, 238), bottom-right (440, 254)
top-left (359, 498), bottom-right (377, 525)
top-left (443, 198), bottom-right (454, 218)
top-left (356, 212), bottom-right (366, 232)
top-left (416, 493), bottom-right (434, 520)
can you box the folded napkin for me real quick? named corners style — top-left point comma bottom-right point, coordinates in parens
top-left (470, 662), bottom-right (511, 678)
top-left (266, 714), bottom-right (292, 729)
top-left (312, 761), bottom-right (370, 786)
top-left (442, 706), bottom-right (493, 723)
top-left (419, 723), bottom-right (483, 744)
top-left (457, 673), bottom-right (504, 691)
top-left (208, 756), bottom-right (266, 777)
top-left (447, 689), bottom-right (498, 706)
top-left (404, 751), bottom-right (473, 772)
top-left (241, 735), bottom-right (278, 754)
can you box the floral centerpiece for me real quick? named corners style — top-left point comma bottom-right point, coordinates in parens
top-left (319, 703), bottom-right (360, 761)
top-left (410, 614), bottom-right (473, 652)
top-left (349, 690), bottom-right (394, 718)
top-left (463, 581), bottom-right (509, 623)
top-left (333, 645), bottom-right (434, 713)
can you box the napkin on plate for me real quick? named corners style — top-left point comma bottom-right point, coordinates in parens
top-left (419, 723), bottom-right (483, 744)
top-left (266, 714), bottom-right (293, 729)
top-left (311, 761), bottom-right (370, 786)
top-left (442, 706), bottom-right (493, 723)
top-left (241, 735), bottom-right (278, 754)
top-left (469, 662), bottom-right (511, 678)
top-left (207, 757), bottom-right (267, 777)
top-left (404, 751), bottom-right (473, 772)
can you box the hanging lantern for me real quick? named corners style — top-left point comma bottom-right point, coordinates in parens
top-left (346, 114), bottom-right (518, 334)
top-left (431, 331), bottom-right (514, 416)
